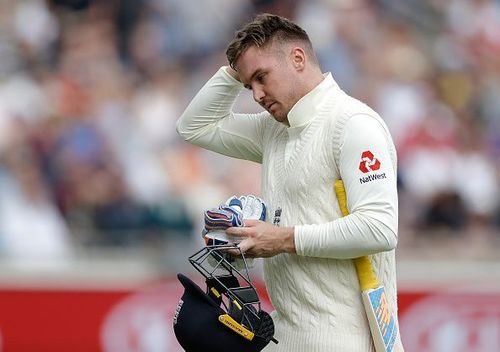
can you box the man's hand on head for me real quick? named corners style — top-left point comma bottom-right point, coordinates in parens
top-left (226, 219), bottom-right (296, 258)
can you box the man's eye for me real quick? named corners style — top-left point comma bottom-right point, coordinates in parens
top-left (256, 74), bottom-right (265, 83)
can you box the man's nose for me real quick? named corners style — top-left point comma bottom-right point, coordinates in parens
top-left (252, 87), bottom-right (265, 103)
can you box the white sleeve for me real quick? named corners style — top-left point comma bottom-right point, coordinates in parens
top-left (294, 114), bottom-right (398, 259)
top-left (176, 66), bottom-right (267, 163)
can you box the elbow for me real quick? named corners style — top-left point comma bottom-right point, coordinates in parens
top-left (383, 230), bottom-right (398, 251)
top-left (176, 115), bottom-right (191, 142)
top-left (367, 230), bottom-right (397, 254)
top-left (365, 215), bottom-right (398, 253)
top-left (175, 119), bottom-right (185, 139)
top-left (376, 221), bottom-right (398, 252)
top-left (362, 206), bottom-right (398, 252)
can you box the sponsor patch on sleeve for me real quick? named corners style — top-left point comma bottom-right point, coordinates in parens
top-left (358, 150), bottom-right (387, 184)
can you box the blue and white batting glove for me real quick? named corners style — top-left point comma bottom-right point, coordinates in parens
top-left (204, 199), bottom-right (244, 231)
top-left (203, 195), bottom-right (266, 269)
top-left (203, 197), bottom-right (244, 246)
top-left (239, 195), bottom-right (266, 221)
top-left (203, 195), bottom-right (266, 245)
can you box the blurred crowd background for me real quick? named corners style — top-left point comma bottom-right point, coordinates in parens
top-left (0, 0), bottom-right (499, 267)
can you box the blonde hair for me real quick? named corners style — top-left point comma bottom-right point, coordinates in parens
top-left (226, 13), bottom-right (317, 69)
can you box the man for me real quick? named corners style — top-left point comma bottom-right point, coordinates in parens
top-left (177, 13), bottom-right (403, 351)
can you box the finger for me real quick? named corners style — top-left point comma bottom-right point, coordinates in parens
top-left (226, 226), bottom-right (251, 237)
top-left (225, 245), bottom-right (252, 258)
top-left (243, 219), bottom-right (260, 227)
top-left (225, 248), bottom-right (243, 257)
top-left (237, 238), bottom-right (253, 255)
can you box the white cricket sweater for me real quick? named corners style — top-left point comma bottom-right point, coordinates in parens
top-left (177, 67), bottom-right (403, 351)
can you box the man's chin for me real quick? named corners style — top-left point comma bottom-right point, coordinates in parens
top-left (270, 113), bottom-right (289, 126)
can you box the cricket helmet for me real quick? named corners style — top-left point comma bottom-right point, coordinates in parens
top-left (173, 245), bottom-right (277, 352)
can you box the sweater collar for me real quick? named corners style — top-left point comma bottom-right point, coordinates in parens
top-left (287, 73), bottom-right (338, 129)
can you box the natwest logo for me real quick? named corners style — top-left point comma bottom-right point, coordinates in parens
top-left (359, 150), bottom-right (381, 173)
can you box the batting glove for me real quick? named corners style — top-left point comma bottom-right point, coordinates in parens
top-left (203, 195), bottom-right (266, 269)
top-left (238, 195), bottom-right (266, 221)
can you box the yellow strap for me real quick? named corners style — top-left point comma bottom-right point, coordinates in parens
top-left (334, 180), bottom-right (379, 291)
top-left (218, 314), bottom-right (255, 341)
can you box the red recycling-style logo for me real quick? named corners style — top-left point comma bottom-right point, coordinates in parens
top-left (359, 150), bottom-right (381, 173)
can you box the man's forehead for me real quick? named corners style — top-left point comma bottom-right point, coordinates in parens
top-left (235, 45), bottom-right (279, 77)
top-left (236, 46), bottom-right (268, 67)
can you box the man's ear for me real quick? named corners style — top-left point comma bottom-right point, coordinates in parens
top-left (290, 47), bottom-right (306, 71)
